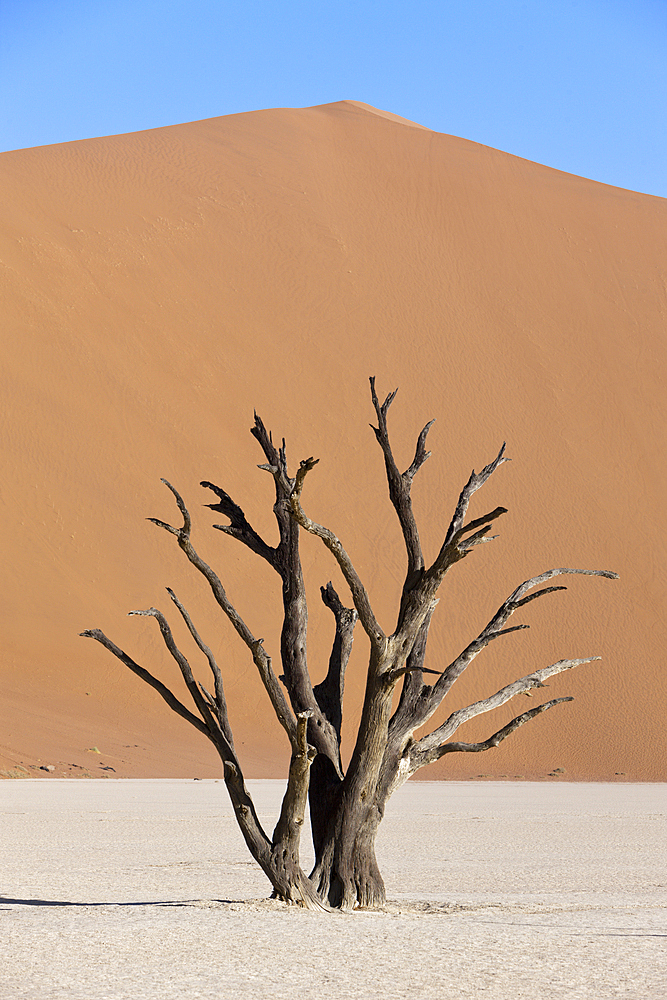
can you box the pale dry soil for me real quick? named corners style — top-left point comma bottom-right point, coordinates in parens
top-left (1, 780), bottom-right (665, 1000)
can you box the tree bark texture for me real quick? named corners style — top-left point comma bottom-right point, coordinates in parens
top-left (82, 379), bottom-right (618, 909)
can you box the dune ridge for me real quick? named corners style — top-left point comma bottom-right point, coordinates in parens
top-left (1, 100), bottom-right (665, 780)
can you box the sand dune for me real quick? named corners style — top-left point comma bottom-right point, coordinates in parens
top-left (1, 101), bottom-right (665, 780)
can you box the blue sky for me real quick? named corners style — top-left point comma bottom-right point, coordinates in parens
top-left (1, 0), bottom-right (665, 196)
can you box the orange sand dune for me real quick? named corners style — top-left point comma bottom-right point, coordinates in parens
top-left (1, 101), bottom-right (665, 780)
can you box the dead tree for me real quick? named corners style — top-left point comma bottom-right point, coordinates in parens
top-left (81, 379), bottom-right (617, 910)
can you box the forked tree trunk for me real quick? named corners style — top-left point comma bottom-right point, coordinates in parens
top-left (82, 379), bottom-right (617, 910)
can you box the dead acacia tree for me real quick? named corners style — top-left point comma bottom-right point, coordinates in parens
top-left (82, 379), bottom-right (617, 910)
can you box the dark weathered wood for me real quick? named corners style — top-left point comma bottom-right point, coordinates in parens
top-left (290, 457), bottom-right (385, 648)
top-left (165, 587), bottom-right (234, 750)
top-left (80, 628), bottom-right (283, 898)
top-left (149, 479), bottom-right (298, 749)
top-left (416, 568), bottom-right (617, 732)
top-left (126, 606), bottom-right (220, 738)
top-left (203, 421), bottom-right (343, 777)
top-left (273, 711), bottom-right (316, 854)
top-left (315, 583), bottom-right (357, 740)
top-left (201, 480), bottom-right (277, 569)
top-left (82, 380), bottom-right (618, 910)
top-left (388, 446), bottom-right (510, 651)
top-left (82, 607), bottom-right (321, 906)
top-left (369, 375), bottom-right (434, 595)
top-left (80, 629), bottom-right (211, 741)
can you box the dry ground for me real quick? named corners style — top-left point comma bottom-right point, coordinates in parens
top-left (1, 780), bottom-right (666, 999)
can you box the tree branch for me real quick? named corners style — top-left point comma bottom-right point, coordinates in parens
top-left (203, 424), bottom-right (343, 773)
top-left (403, 567), bottom-right (618, 737)
top-left (508, 567), bottom-right (620, 601)
top-left (165, 588), bottom-right (234, 750)
top-left (290, 458), bottom-right (385, 649)
top-left (412, 656), bottom-right (600, 768)
top-left (251, 412), bottom-right (294, 547)
top-left (221, 758), bottom-right (274, 863)
top-left (80, 629), bottom-right (212, 742)
top-left (368, 376), bottom-right (434, 591)
top-left (126, 606), bottom-right (222, 738)
top-left (273, 711), bottom-right (317, 851)
top-left (201, 480), bottom-right (277, 569)
top-left (391, 447), bottom-right (510, 645)
top-left (80, 621), bottom-right (307, 905)
top-left (148, 479), bottom-right (298, 749)
top-left (314, 582), bottom-right (358, 740)
top-left (247, 422), bottom-right (345, 772)
top-left (418, 697), bottom-right (575, 766)
top-left (440, 445), bottom-right (510, 553)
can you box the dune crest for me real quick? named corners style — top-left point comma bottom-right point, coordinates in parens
top-left (331, 100), bottom-right (432, 129)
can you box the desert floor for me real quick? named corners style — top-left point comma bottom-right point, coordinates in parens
top-left (2, 780), bottom-right (666, 999)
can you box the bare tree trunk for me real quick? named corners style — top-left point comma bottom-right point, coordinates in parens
top-left (310, 787), bottom-right (386, 909)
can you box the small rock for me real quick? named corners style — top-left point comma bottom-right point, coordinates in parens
top-left (39, 765), bottom-right (55, 772)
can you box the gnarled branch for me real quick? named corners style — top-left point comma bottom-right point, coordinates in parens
top-left (396, 567), bottom-right (618, 742)
top-left (252, 412), bottom-right (293, 507)
top-left (81, 612), bottom-right (312, 906)
top-left (290, 457), bottom-right (385, 649)
top-left (149, 479), bottom-right (298, 749)
top-left (165, 588), bottom-right (234, 750)
top-left (202, 426), bottom-right (344, 778)
top-left (273, 711), bottom-right (317, 851)
top-left (440, 445), bottom-right (510, 552)
top-left (126, 606), bottom-right (221, 739)
top-left (411, 656), bottom-right (601, 772)
top-left (79, 628), bottom-right (210, 740)
top-left (420, 697), bottom-right (575, 766)
top-left (314, 582), bottom-right (358, 740)
top-left (368, 376), bottom-right (434, 592)
top-left (201, 480), bottom-right (277, 569)
top-left (392, 446), bottom-right (510, 646)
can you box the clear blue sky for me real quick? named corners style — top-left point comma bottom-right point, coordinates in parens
top-left (1, 0), bottom-right (665, 196)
